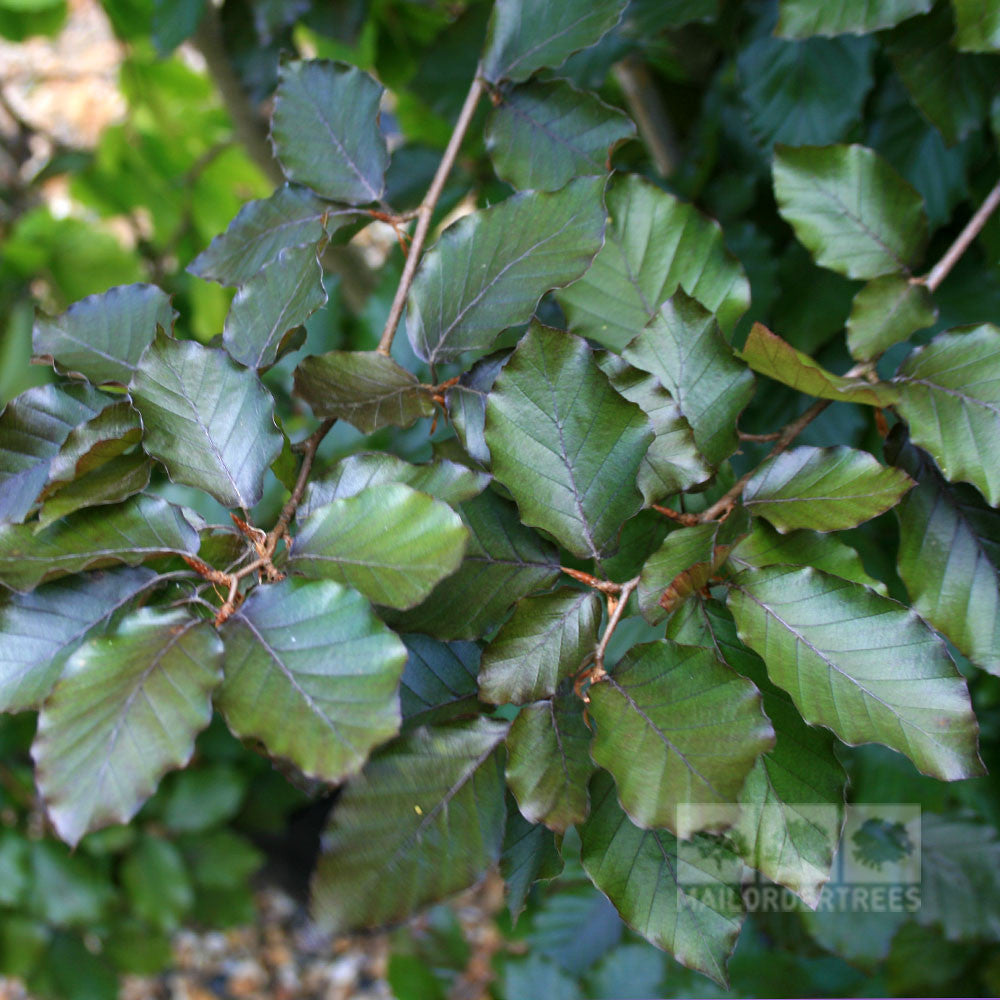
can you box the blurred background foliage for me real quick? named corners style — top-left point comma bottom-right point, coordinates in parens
top-left (3, 0), bottom-right (1000, 996)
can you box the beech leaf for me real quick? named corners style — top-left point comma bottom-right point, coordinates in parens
top-left (776, 0), bottom-right (932, 36)
top-left (399, 634), bottom-right (481, 728)
top-left (846, 274), bottom-right (937, 362)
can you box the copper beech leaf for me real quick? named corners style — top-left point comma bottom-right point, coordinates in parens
top-left (589, 640), bottom-right (774, 837)
top-left (557, 176), bottom-right (750, 348)
top-left (776, 0), bottom-right (932, 36)
top-left (846, 274), bottom-right (937, 362)
top-left (407, 177), bottom-right (606, 365)
top-left (727, 564), bottom-right (985, 781)
top-left (485, 324), bottom-right (652, 560)
top-left (129, 333), bottom-right (283, 509)
top-left (311, 718), bottom-right (508, 931)
top-left (293, 351), bottom-right (434, 433)
top-left (399, 634), bottom-right (481, 729)
top-left (32, 608), bottom-right (222, 846)
top-left (270, 59), bottom-right (388, 205)
top-left (219, 578), bottom-right (407, 782)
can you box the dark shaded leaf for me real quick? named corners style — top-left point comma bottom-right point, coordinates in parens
top-left (219, 577), bottom-right (407, 781)
top-left (270, 59), bottom-right (388, 204)
top-left (580, 771), bottom-right (744, 986)
top-left (485, 325), bottom-right (651, 558)
top-left (130, 332), bottom-right (283, 509)
top-left (223, 244), bottom-right (327, 369)
top-left (311, 718), bottom-right (508, 931)
top-left (478, 588), bottom-right (601, 705)
top-left (501, 809), bottom-right (563, 922)
top-left (188, 185), bottom-right (360, 287)
top-left (773, 144), bottom-right (928, 279)
top-left (846, 274), bottom-right (937, 362)
top-left (291, 483), bottom-right (468, 610)
top-left (446, 350), bottom-right (509, 466)
top-left (589, 640), bottom-right (773, 835)
top-left (623, 293), bottom-right (754, 465)
top-left (32, 284), bottom-right (175, 386)
top-left (506, 694), bottom-right (594, 833)
top-left (120, 836), bottom-right (193, 932)
top-left (0, 567), bottom-right (155, 713)
top-left (0, 494), bottom-right (199, 591)
top-left (893, 324), bottom-right (1000, 505)
top-left (776, 0), bottom-right (931, 35)
top-left (889, 434), bottom-right (1000, 676)
top-left (33, 608), bottom-right (222, 845)
top-left (0, 383), bottom-right (115, 525)
top-left (300, 453), bottom-right (489, 519)
top-left (383, 490), bottom-right (560, 639)
top-left (399, 634), bottom-right (481, 728)
top-left (556, 175), bottom-right (750, 348)
top-left (407, 178), bottom-right (606, 365)
top-left (741, 323), bottom-right (898, 405)
top-left (743, 445), bottom-right (913, 533)
top-left (293, 351), bottom-right (433, 433)
top-left (727, 564), bottom-right (985, 780)
top-left (485, 79), bottom-right (634, 191)
top-left (482, 0), bottom-right (627, 83)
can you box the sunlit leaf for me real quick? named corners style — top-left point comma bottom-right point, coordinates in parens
top-left (129, 332), bottom-right (283, 509)
top-left (311, 718), bottom-right (508, 931)
top-left (33, 608), bottom-right (222, 846)
top-left (952, 0), bottom-right (1000, 51)
top-left (293, 351), bottom-right (434, 433)
top-left (219, 577), bottom-right (407, 781)
top-left (776, 0), bottom-right (931, 36)
top-left (727, 564), bottom-right (984, 781)
top-left (407, 177), bottom-right (606, 365)
top-left (557, 175), bottom-right (750, 348)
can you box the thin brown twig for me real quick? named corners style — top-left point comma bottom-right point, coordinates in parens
top-left (919, 178), bottom-right (1000, 293)
top-left (560, 566), bottom-right (624, 594)
top-left (377, 72), bottom-right (485, 355)
top-left (737, 429), bottom-right (782, 442)
top-left (651, 503), bottom-right (700, 526)
top-left (592, 575), bottom-right (640, 674)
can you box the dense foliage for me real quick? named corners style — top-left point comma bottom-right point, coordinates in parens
top-left (3, 0), bottom-right (1000, 995)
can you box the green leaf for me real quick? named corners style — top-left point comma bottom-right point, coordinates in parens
top-left (501, 810), bottom-right (564, 922)
top-left (219, 577), bottom-right (407, 782)
top-left (32, 284), bottom-right (175, 386)
top-left (741, 323), bottom-right (898, 406)
top-left (665, 596), bottom-right (846, 907)
top-left (399, 634), bottom-right (481, 728)
top-left (180, 830), bottom-right (263, 890)
top-left (580, 771), bottom-right (744, 986)
top-left (726, 519), bottom-right (887, 593)
top-left (637, 522), bottom-right (736, 625)
top-left (300, 453), bottom-right (489, 518)
top-left (885, 7), bottom-right (999, 143)
top-left (889, 434), bottom-right (1000, 676)
top-left (293, 351), bottom-right (434, 433)
top-left (776, 0), bottom-right (931, 35)
top-left (479, 588), bottom-right (601, 705)
top-left (0, 383), bottom-right (115, 524)
top-left (27, 842), bottom-right (113, 928)
top-left (485, 325), bottom-right (651, 559)
top-left (120, 836), bottom-right (193, 932)
top-left (382, 490), bottom-right (560, 639)
top-left (291, 483), bottom-right (468, 610)
top-left (953, 0), bottom-right (1000, 51)
top-left (32, 608), bottom-right (222, 845)
top-left (407, 177), bottom-right (606, 365)
top-left (737, 35), bottom-right (874, 148)
top-left (743, 446), bottom-right (913, 533)
top-left (0, 567), bottom-right (156, 712)
top-left (223, 244), bottom-right (327, 369)
top-left (189, 185), bottom-right (361, 287)
top-left (556, 175), bottom-right (750, 349)
top-left (0, 494), bottom-right (198, 591)
top-left (485, 79), bottom-right (634, 191)
top-left (160, 764), bottom-right (247, 833)
top-left (727, 564), bottom-right (985, 780)
top-left (270, 59), bottom-right (388, 204)
top-left (589, 640), bottom-right (773, 836)
top-left (773, 144), bottom-right (928, 279)
top-left (597, 354), bottom-right (711, 504)
top-left (43, 401), bottom-right (141, 489)
top-left (506, 695), bottom-right (594, 833)
top-left (481, 0), bottom-right (627, 83)
top-left (446, 350), bottom-right (509, 466)
top-left (36, 453), bottom-right (152, 529)
top-left (311, 718), bottom-right (508, 931)
top-left (893, 324), bottom-right (1000, 506)
top-left (129, 332), bottom-right (283, 509)
top-left (623, 293), bottom-right (754, 465)
top-left (846, 274), bottom-right (937, 362)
